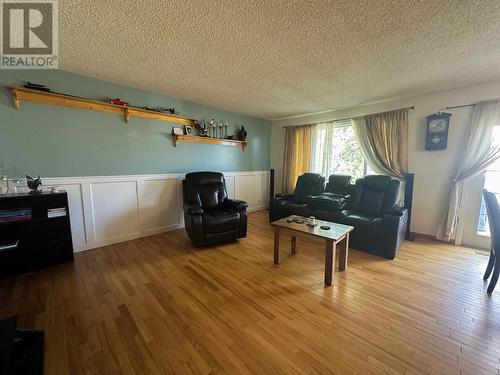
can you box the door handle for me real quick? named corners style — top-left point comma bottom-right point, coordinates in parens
top-left (0, 241), bottom-right (19, 252)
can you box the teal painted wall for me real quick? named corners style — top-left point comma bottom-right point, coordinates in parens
top-left (0, 70), bottom-right (271, 177)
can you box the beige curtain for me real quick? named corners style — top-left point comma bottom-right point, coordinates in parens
top-left (437, 100), bottom-right (500, 241)
top-left (282, 125), bottom-right (314, 193)
top-left (352, 109), bottom-right (409, 179)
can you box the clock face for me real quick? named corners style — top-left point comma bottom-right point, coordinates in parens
top-left (429, 118), bottom-right (447, 133)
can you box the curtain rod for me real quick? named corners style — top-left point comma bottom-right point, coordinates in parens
top-left (445, 97), bottom-right (500, 110)
top-left (444, 104), bottom-right (474, 110)
top-left (282, 105), bottom-right (414, 128)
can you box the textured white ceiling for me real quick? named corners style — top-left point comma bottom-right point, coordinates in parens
top-left (60, 1), bottom-right (500, 120)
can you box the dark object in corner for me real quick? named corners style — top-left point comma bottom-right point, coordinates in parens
top-left (182, 172), bottom-right (248, 246)
top-left (404, 173), bottom-right (415, 240)
top-left (0, 316), bottom-right (44, 375)
top-left (482, 189), bottom-right (500, 294)
top-left (238, 126), bottom-right (247, 141)
top-left (269, 169), bottom-right (275, 202)
top-left (26, 175), bottom-right (42, 194)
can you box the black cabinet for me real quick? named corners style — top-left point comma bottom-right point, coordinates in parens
top-left (0, 192), bottom-right (74, 278)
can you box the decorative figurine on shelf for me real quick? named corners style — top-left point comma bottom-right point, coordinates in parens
top-left (107, 98), bottom-right (129, 107)
top-left (195, 120), bottom-right (208, 137)
top-left (238, 126), bottom-right (247, 141)
top-left (202, 120), bottom-right (209, 137)
top-left (26, 175), bottom-right (42, 194)
top-left (209, 119), bottom-right (217, 138)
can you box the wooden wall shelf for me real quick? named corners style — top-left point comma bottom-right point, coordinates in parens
top-left (8, 86), bottom-right (196, 126)
top-left (174, 134), bottom-right (247, 150)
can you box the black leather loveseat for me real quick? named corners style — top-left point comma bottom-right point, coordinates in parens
top-left (182, 172), bottom-right (248, 246)
top-left (269, 174), bottom-right (408, 259)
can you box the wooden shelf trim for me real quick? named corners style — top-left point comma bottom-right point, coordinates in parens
top-left (8, 86), bottom-right (196, 126)
top-left (174, 134), bottom-right (247, 150)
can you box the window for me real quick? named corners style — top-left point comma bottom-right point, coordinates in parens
top-left (310, 120), bottom-right (373, 179)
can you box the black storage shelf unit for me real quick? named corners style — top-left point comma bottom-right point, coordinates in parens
top-left (0, 192), bottom-right (74, 278)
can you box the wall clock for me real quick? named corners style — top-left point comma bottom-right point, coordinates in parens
top-left (425, 112), bottom-right (451, 151)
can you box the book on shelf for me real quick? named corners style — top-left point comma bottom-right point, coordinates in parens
top-left (0, 208), bottom-right (32, 223)
top-left (47, 207), bottom-right (67, 218)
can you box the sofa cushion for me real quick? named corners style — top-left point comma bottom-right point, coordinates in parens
top-left (309, 194), bottom-right (349, 211)
top-left (280, 202), bottom-right (310, 217)
top-left (342, 214), bottom-right (383, 238)
top-left (203, 210), bottom-right (240, 233)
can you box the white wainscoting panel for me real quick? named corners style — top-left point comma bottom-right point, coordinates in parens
top-left (91, 181), bottom-right (140, 244)
top-left (42, 170), bottom-right (269, 252)
top-left (56, 183), bottom-right (87, 250)
top-left (225, 176), bottom-right (235, 199)
top-left (235, 174), bottom-right (258, 208)
top-left (140, 178), bottom-right (182, 234)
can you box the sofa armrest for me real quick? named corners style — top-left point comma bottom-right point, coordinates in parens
top-left (381, 207), bottom-right (408, 259)
top-left (183, 203), bottom-right (203, 215)
top-left (222, 199), bottom-right (248, 211)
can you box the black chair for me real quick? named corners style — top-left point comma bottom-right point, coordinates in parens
top-left (339, 175), bottom-right (407, 259)
top-left (482, 189), bottom-right (500, 294)
top-left (182, 172), bottom-right (248, 246)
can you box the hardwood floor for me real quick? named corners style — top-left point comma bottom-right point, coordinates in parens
top-left (1, 210), bottom-right (499, 374)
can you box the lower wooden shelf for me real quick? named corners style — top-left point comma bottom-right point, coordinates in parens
top-left (174, 134), bottom-right (247, 150)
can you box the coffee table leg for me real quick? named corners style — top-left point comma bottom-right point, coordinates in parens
top-left (274, 226), bottom-right (281, 264)
top-left (339, 233), bottom-right (349, 271)
top-left (324, 239), bottom-right (335, 286)
top-left (291, 235), bottom-right (297, 255)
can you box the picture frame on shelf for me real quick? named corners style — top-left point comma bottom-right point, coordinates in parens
top-left (184, 125), bottom-right (193, 135)
top-left (172, 126), bottom-right (183, 135)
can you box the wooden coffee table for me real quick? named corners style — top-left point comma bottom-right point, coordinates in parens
top-left (271, 216), bottom-right (354, 286)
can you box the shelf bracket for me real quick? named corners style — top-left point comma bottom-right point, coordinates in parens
top-left (124, 108), bottom-right (130, 123)
top-left (12, 90), bottom-right (20, 109)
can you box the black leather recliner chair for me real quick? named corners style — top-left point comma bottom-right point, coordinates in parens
top-left (182, 172), bottom-right (248, 246)
top-left (340, 176), bottom-right (407, 259)
top-left (268, 173), bottom-right (325, 222)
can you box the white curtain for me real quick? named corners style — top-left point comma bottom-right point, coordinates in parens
top-left (437, 100), bottom-right (500, 241)
top-left (310, 122), bottom-right (335, 176)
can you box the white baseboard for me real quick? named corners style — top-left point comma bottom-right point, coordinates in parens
top-left (24, 171), bottom-right (271, 252)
